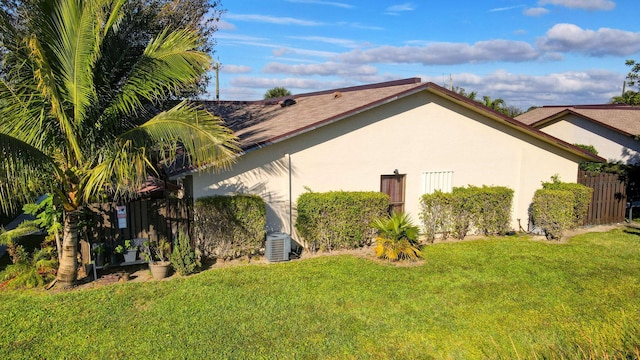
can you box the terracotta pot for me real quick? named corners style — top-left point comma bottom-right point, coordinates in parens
top-left (149, 261), bottom-right (171, 279)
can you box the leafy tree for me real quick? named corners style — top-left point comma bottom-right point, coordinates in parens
top-left (610, 60), bottom-right (640, 105)
top-left (0, 0), bottom-right (239, 287)
top-left (610, 90), bottom-right (640, 105)
top-left (503, 105), bottom-right (524, 118)
top-left (264, 87), bottom-right (292, 99)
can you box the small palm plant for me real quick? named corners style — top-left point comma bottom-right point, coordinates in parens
top-left (372, 211), bottom-right (422, 261)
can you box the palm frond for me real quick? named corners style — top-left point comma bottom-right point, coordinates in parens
top-left (109, 28), bottom-right (210, 117)
top-left (81, 140), bottom-right (154, 202)
top-left (0, 133), bottom-right (59, 213)
top-left (121, 101), bottom-right (239, 171)
top-left (52, 0), bottom-right (100, 127)
top-left (27, 20), bottom-right (84, 167)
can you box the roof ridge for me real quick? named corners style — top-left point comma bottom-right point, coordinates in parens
top-left (541, 104), bottom-right (639, 110)
top-left (282, 77), bottom-right (423, 99)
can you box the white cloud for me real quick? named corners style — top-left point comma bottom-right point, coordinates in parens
top-left (272, 47), bottom-right (338, 59)
top-left (386, 3), bottom-right (415, 14)
top-left (489, 5), bottom-right (525, 12)
top-left (216, 33), bottom-right (269, 42)
top-left (221, 65), bottom-right (252, 74)
top-left (537, 23), bottom-right (640, 56)
top-left (263, 62), bottom-right (378, 77)
top-left (523, 7), bottom-right (550, 16)
top-left (423, 69), bottom-right (624, 108)
top-left (286, 0), bottom-right (354, 9)
top-left (224, 13), bottom-right (324, 26)
top-left (339, 40), bottom-right (540, 65)
top-left (538, 0), bottom-right (615, 10)
top-left (288, 36), bottom-right (362, 48)
top-left (342, 22), bottom-right (385, 31)
top-left (387, 3), bottom-right (415, 11)
top-left (229, 77), bottom-right (349, 92)
top-left (216, 69), bottom-right (624, 107)
top-left (216, 20), bottom-right (236, 31)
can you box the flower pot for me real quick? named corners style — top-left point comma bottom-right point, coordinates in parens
top-left (123, 249), bottom-right (137, 263)
top-left (149, 261), bottom-right (171, 279)
top-left (95, 253), bottom-right (105, 267)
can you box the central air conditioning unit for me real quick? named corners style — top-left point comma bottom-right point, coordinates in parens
top-left (265, 232), bottom-right (291, 262)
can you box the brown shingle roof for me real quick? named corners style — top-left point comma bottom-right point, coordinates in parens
top-left (200, 78), bottom-right (425, 150)
top-left (167, 78), bottom-right (602, 177)
top-left (516, 104), bottom-right (640, 137)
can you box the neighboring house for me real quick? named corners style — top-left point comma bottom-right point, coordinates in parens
top-left (516, 105), bottom-right (640, 165)
top-left (171, 78), bottom-right (601, 239)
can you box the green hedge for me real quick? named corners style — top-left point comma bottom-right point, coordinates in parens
top-left (542, 181), bottom-right (593, 228)
top-left (463, 185), bottom-right (514, 236)
top-left (531, 189), bottom-right (574, 240)
top-left (193, 195), bottom-right (267, 260)
top-left (419, 185), bottom-right (514, 241)
top-left (419, 191), bottom-right (453, 242)
top-left (295, 191), bottom-right (389, 252)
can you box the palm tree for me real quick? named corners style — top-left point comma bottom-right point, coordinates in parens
top-left (264, 87), bottom-right (292, 99)
top-left (482, 95), bottom-right (506, 112)
top-left (0, 0), bottom-right (239, 287)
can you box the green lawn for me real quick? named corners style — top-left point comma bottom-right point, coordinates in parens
top-left (1, 228), bottom-right (640, 359)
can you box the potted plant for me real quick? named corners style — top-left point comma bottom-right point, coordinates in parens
top-left (109, 244), bottom-right (121, 265)
top-left (144, 237), bottom-right (172, 279)
top-left (93, 243), bottom-right (106, 267)
top-left (122, 239), bottom-right (138, 263)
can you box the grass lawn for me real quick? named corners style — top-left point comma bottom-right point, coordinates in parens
top-left (1, 228), bottom-right (640, 359)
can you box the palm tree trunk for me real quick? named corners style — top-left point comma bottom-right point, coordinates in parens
top-left (57, 210), bottom-right (79, 287)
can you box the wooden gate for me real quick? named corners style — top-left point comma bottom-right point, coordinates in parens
top-left (577, 170), bottom-right (626, 225)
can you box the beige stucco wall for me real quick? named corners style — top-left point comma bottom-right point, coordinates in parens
top-left (192, 91), bottom-right (583, 240)
top-left (539, 114), bottom-right (640, 165)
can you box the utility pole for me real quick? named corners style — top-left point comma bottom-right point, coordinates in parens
top-left (449, 74), bottom-right (453, 91)
top-left (212, 60), bottom-right (221, 102)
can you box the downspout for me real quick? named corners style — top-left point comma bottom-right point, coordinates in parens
top-left (287, 153), bottom-right (292, 234)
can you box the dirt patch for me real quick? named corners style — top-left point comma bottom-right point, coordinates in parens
top-left (529, 223), bottom-right (626, 243)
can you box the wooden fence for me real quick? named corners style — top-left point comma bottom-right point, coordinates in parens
top-left (79, 198), bottom-right (193, 265)
top-left (577, 170), bottom-right (626, 225)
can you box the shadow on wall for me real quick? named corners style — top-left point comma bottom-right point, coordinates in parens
top-left (621, 147), bottom-right (640, 165)
top-left (213, 182), bottom-right (287, 234)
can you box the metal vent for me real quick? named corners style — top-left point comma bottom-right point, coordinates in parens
top-left (266, 233), bottom-right (291, 262)
top-left (280, 98), bottom-right (296, 107)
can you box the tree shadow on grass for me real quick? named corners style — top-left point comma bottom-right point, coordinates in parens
top-left (622, 226), bottom-right (640, 237)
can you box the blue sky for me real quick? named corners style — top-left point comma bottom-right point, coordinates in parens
top-left (208, 0), bottom-right (640, 109)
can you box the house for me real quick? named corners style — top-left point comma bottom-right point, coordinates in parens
top-left (516, 105), bottom-right (640, 165)
top-left (172, 78), bottom-right (601, 239)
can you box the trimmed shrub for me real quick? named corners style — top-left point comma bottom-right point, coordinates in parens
top-left (531, 189), bottom-right (574, 240)
top-left (542, 180), bottom-right (593, 228)
top-left (464, 185), bottom-right (514, 236)
top-left (419, 191), bottom-right (453, 242)
top-left (420, 185), bottom-right (514, 240)
top-left (450, 188), bottom-right (474, 240)
top-left (295, 191), bottom-right (389, 252)
top-left (193, 195), bottom-right (267, 260)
